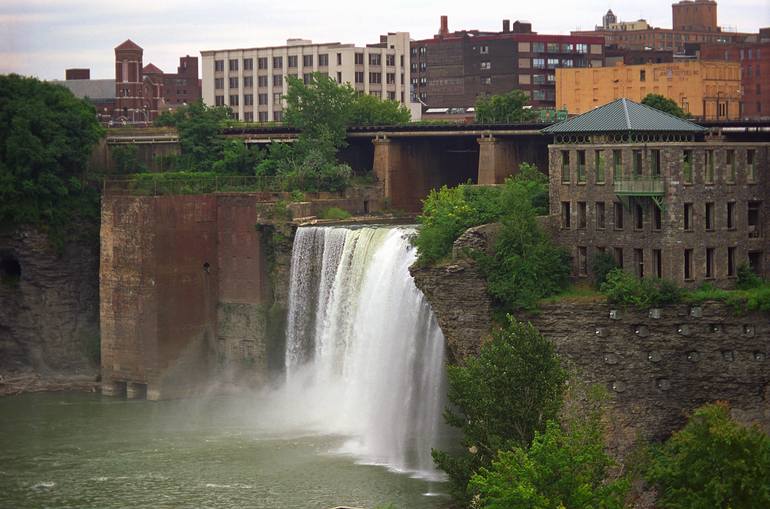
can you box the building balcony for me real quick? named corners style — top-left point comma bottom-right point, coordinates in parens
top-left (614, 176), bottom-right (665, 196)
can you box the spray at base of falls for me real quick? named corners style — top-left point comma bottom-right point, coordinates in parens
top-left (284, 226), bottom-right (447, 480)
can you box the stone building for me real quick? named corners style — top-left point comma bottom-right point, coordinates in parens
top-left (410, 16), bottom-right (604, 110)
top-left (543, 98), bottom-right (769, 286)
top-left (556, 60), bottom-right (742, 120)
top-left (201, 33), bottom-right (415, 123)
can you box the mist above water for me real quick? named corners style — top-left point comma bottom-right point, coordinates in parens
top-left (283, 226), bottom-right (447, 480)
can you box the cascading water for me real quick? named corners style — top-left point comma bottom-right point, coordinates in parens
top-left (284, 226), bottom-right (447, 479)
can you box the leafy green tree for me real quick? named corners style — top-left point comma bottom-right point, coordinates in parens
top-left (212, 139), bottom-right (263, 175)
top-left (0, 74), bottom-right (104, 240)
top-left (432, 317), bottom-right (566, 503)
top-left (641, 94), bottom-right (689, 119)
top-left (349, 94), bottom-right (410, 125)
top-left (477, 192), bottom-right (571, 311)
top-left (284, 73), bottom-right (356, 159)
top-left (645, 402), bottom-right (770, 509)
top-left (592, 250), bottom-right (619, 288)
top-left (475, 90), bottom-right (537, 123)
top-left (154, 100), bottom-right (232, 171)
top-left (469, 390), bottom-right (629, 509)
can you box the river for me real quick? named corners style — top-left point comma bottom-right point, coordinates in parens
top-left (0, 391), bottom-right (448, 508)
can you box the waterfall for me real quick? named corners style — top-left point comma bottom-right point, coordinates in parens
top-left (284, 226), bottom-right (446, 479)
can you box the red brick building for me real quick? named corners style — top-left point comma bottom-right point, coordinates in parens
top-left (700, 41), bottom-right (770, 119)
top-left (572, 1), bottom-right (755, 53)
top-left (114, 40), bottom-right (201, 123)
top-left (410, 16), bottom-right (605, 110)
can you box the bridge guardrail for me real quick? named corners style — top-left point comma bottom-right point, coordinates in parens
top-left (103, 175), bottom-right (335, 196)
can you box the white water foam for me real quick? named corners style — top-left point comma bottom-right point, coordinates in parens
top-left (283, 226), bottom-right (447, 480)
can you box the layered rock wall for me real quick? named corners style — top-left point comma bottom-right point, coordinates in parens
top-left (412, 227), bottom-right (770, 447)
top-left (0, 228), bottom-right (99, 376)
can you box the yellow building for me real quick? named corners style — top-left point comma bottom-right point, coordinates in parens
top-left (556, 60), bottom-right (742, 120)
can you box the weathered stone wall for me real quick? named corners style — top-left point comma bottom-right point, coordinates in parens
top-left (549, 142), bottom-right (770, 286)
top-left (0, 228), bottom-right (99, 375)
top-left (412, 228), bottom-right (770, 450)
top-left (100, 195), bottom-right (219, 399)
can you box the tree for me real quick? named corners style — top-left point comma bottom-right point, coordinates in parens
top-left (0, 74), bottom-right (104, 239)
top-left (283, 73), bottom-right (356, 159)
top-left (469, 391), bottom-right (630, 509)
top-left (645, 402), bottom-right (770, 509)
top-left (349, 94), bottom-right (410, 125)
top-left (475, 90), bottom-right (537, 123)
top-left (432, 317), bottom-right (567, 503)
top-left (641, 94), bottom-right (689, 118)
top-left (163, 101), bottom-right (232, 171)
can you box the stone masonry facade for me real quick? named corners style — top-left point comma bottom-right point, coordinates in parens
top-left (549, 142), bottom-right (770, 286)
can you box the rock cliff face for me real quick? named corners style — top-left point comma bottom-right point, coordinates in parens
top-left (412, 226), bottom-right (770, 450)
top-left (0, 228), bottom-right (99, 375)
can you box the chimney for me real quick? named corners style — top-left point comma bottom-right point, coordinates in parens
top-left (503, 19), bottom-right (511, 33)
top-left (439, 15), bottom-right (449, 37)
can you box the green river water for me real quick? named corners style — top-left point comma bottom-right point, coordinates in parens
top-left (0, 392), bottom-right (448, 509)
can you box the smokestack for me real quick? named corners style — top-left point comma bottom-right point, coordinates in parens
top-left (439, 15), bottom-right (449, 37)
top-left (503, 19), bottom-right (510, 33)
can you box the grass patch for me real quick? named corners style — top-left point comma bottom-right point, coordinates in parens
top-left (319, 207), bottom-right (352, 220)
top-left (539, 283), bottom-right (605, 304)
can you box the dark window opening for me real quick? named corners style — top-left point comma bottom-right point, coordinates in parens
top-left (727, 202), bottom-right (736, 229)
top-left (596, 202), bottom-right (606, 229)
top-left (635, 203), bottom-right (644, 230)
top-left (684, 203), bottom-right (693, 230)
top-left (705, 202), bottom-right (714, 230)
top-left (614, 247), bottom-right (624, 269)
top-left (705, 248), bottom-right (715, 278)
top-left (614, 202), bottom-right (624, 229)
top-left (653, 249), bottom-right (662, 278)
top-left (0, 254), bottom-right (21, 283)
top-left (748, 251), bottom-right (762, 275)
top-left (561, 202), bottom-right (571, 229)
top-left (748, 201), bottom-right (761, 238)
top-left (203, 261), bottom-right (210, 273)
top-left (653, 206), bottom-right (662, 230)
top-left (684, 249), bottom-right (693, 280)
top-left (634, 248), bottom-right (644, 278)
top-left (727, 247), bottom-right (736, 277)
top-left (578, 202), bottom-right (587, 229)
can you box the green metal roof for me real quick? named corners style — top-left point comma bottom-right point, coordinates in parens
top-left (541, 98), bottom-right (706, 134)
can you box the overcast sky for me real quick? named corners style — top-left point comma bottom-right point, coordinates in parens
top-left (2, 0), bottom-right (769, 80)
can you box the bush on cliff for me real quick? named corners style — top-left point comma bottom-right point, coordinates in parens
top-left (432, 317), bottom-right (567, 503)
top-left (644, 402), bottom-right (770, 509)
top-left (600, 269), bottom-right (682, 309)
top-left (414, 163), bottom-right (547, 265)
top-left (0, 74), bottom-right (104, 244)
top-left (469, 388), bottom-right (629, 509)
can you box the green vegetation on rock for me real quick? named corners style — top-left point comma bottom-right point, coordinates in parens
top-left (0, 74), bottom-right (104, 245)
top-left (432, 317), bottom-right (567, 503)
top-left (600, 268), bottom-right (682, 309)
top-left (469, 388), bottom-right (629, 509)
top-left (644, 402), bottom-right (770, 509)
top-left (414, 164), bottom-right (569, 311)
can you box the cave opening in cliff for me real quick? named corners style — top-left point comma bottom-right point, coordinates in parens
top-left (0, 253), bottom-right (21, 284)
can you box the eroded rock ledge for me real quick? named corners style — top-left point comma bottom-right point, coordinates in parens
top-left (411, 224), bottom-right (770, 449)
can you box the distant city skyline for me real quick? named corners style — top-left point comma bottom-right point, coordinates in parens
top-left (2, 0), bottom-right (769, 80)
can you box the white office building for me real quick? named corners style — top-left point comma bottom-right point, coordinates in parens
top-left (201, 32), bottom-right (415, 122)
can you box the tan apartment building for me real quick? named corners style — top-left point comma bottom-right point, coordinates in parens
top-left (555, 60), bottom-right (741, 120)
top-left (201, 33), bottom-right (414, 122)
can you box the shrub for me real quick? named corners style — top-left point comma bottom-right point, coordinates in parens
top-left (645, 402), bottom-right (770, 509)
top-left (600, 269), bottom-right (682, 309)
top-left (432, 317), bottom-right (566, 503)
top-left (592, 251), bottom-right (618, 288)
top-left (320, 207), bottom-right (351, 220)
top-left (469, 407), bottom-right (629, 509)
top-left (413, 164), bottom-right (547, 266)
top-left (477, 204), bottom-right (571, 311)
top-left (736, 262), bottom-right (763, 289)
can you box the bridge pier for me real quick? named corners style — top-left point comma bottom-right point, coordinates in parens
top-left (477, 135), bottom-right (522, 185)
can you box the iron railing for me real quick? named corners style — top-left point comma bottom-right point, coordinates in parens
top-left (614, 177), bottom-right (665, 195)
top-left (103, 175), bottom-right (345, 196)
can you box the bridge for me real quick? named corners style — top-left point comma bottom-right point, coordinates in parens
top-left (97, 120), bottom-right (770, 212)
